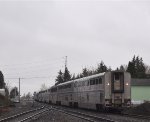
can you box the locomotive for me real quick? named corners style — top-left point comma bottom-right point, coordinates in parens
top-left (34, 71), bottom-right (131, 110)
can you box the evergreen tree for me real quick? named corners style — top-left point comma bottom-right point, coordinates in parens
top-left (127, 61), bottom-right (135, 77)
top-left (71, 74), bottom-right (76, 80)
top-left (116, 67), bottom-right (119, 71)
top-left (0, 71), bottom-right (5, 89)
top-left (63, 67), bottom-right (71, 82)
top-left (5, 87), bottom-right (9, 98)
top-left (138, 57), bottom-right (146, 78)
top-left (82, 68), bottom-right (89, 77)
top-left (135, 56), bottom-right (140, 77)
top-left (79, 73), bottom-right (83, 78)
top-left (96, 61), bottom-right (108, 73)
top-left (145, 64), bottom-right (150, 74)
top-left (76, 74), bottom-right (80, 79)
top-left (119, 65), bottom-right (126, 71)
top-left (127, 55), bottom-right (146, 78)
top-left (55, 70), bottom-right (64, 85)
top-left (10, 87), bottom-right (19, 98)
top-left (26, 92), bottom-right (32, 100)
top-left (127, 56), bottom-right (136, 77)
top-left (88, 70), bottom-right (94, 76)
top-left (108, 66), bottom-right (112, 71)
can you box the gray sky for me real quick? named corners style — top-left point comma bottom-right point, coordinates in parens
top-left (0, 0), bottom-right (150, 95)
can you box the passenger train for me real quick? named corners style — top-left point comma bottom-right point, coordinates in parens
top-left (34, 71), bottom-right (131, 110)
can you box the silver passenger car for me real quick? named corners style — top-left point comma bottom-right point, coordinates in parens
top-left (36, 71), bottom-right (131, 110)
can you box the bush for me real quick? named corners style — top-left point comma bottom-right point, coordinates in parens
top-left (0, 94), bottom-right (11, 106)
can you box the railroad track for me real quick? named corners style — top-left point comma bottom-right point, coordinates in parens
top-left (51, 106), bottom-right (118, 122)
top-left (35, 102), bottom-right (150, 122)
top-left (0, 106), bottom-right (49, 122)
top-left (121, 113), bottom-right (150, 120)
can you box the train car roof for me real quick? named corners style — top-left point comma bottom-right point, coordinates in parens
top-left (56, 71), bottom-right (128, 87)
top-left (56, 72), bottom-right (106, 86)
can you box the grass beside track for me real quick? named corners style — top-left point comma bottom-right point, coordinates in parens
top-left (122, 102), bottom-right (150, 116)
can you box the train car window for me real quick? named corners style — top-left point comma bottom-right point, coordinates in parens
top-left (112, 72), bottom-right (124, 93)
top-left (114, 74), bottom-right (120, 80)
top-left (82, 81), bottom-right (85, 86)
top-left (58, 83), bottom-right (71, 89)
top-left (85, 81), bottom-right (87, 86)
top-left (80, 82), bottom-right (82, 87)
top-left (87, 93), bottom-right (89, 101)
top-left (98, 78), bottom-right (102, 84)
top-left (68, 83), bottom-right (71, 88)
top-left (87, 81), bottom-right (89, 86)
top-left (92, 79), bottom-right (94, 85)
top-left (76, 82), bottom-right (78, 87)
top-left (92, 79), bottom-right (95, 85)
top-left (70, 94), bottom-right (72, 100)
top-left (90, 79), bottom-right (95, 85)
top-left (74, 82), bottom-right (77, 87)
top-left (93, 79), bottom-right (96, 85)
top-left (90, 79), bottom-right (93, 85)
top-left (84, 81), bottom-right (86, 86)
top-left (80, 81), bottom-right (83, 86)
top-left (96, 79), bottom-right (99, 84)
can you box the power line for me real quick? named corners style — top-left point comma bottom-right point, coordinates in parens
top-left (5, 76), bottom-right (52, 80)
top-left (65, 56), bottom-right (67, 68)
top-left (0, 57), bottom-right (64, 68)
top-left (3, 65), bottom-right (63, 75)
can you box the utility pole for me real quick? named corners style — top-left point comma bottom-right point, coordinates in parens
top-left (19, 78), bottom-right (20, 103)
top-left (65, 56), bottom-right (67, 69)
top-left (64, 56), bottom-right (68, 82)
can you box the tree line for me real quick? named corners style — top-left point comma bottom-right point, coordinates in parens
top-left (55, 61), bottom-right (110, 85)
top-left (0, 71), bottom-right (19, 98)
top-left (0, 55), bottom-right (150, 89)
top-left (55, 55), bottom-right (150, 85)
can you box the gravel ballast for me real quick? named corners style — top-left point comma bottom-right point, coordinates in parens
top-left (0, 101), bottom-right (41, 119)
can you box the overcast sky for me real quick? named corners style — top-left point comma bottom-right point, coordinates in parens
top-left (0, 0), bottom-right (150, 95)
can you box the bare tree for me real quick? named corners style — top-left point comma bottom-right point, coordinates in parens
top-left (5, 81), bottom-right (11, 97)
top-left (40, 83), bottom-right (48, 91)
top-left (26, 92), bottom-right (32, 100)
top-left (145, 64), bottom-right (150, 74)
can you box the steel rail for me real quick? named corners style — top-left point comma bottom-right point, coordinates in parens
top-left (0, 106), bottom-right (45, 122)
top-left (122, 113), bottom-right (150, 120)
top-left (52, 106), bottom-right (118, 122)
top-left (18, 108), bottom-right (50, 122)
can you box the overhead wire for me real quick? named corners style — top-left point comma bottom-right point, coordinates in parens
top-left (0, 57), bottom-right (64, 67)
top-left (5, 76), bottom-right (52, 79)
top-left (1, 56), bottom-right (65, 78)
